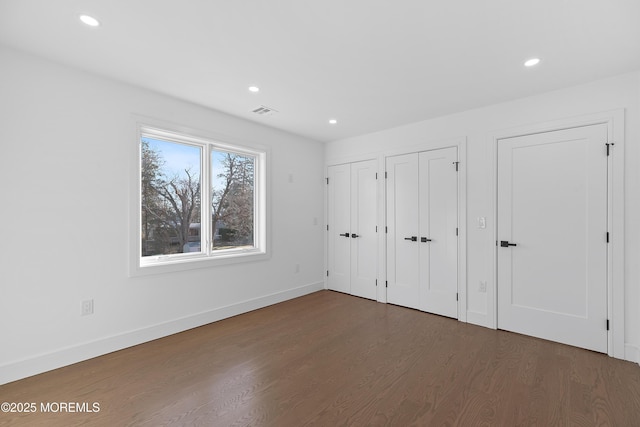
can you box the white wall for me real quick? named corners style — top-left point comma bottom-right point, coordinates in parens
top-left (0, 46), bottom-right (325, 384)
top-left (326, 71), bottom-right (640, 362)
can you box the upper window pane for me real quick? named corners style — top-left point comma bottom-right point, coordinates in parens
top-left (141, 137), bottom-right (202, 257)
top-left (211, 150), bottom-right (255, 251)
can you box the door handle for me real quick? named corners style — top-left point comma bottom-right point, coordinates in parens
top-left (351, 234), bottom-right (359, 238)
top-left (404, 236), bottom-right (417, 241)
top-left (500, 240), bottom-right (517, 247)
top-left (421, 237), bottom-right (432, 242)
top-left (339, 233), bottom-right (350, 237)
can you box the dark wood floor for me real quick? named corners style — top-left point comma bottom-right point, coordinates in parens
top-left (1, 290), bottom-right (639, 426)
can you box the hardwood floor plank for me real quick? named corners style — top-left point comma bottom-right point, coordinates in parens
top-left (1, 290), bottom-right (639, 426)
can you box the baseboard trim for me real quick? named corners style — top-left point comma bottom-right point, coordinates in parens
top-left (0, 282), bottom-right (324, 385)
top-left (625, 343), bottom-right (640, 365)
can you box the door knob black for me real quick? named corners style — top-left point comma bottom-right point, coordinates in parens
top-left (339, 233), bottom-right (350, 237)
top-left (421, 237), bottom-right (432, 242)
top-left (500, 240), bottom-right (517, 247)
top-left (351, 234), bottom-right (359, 238)
top-left (404, 236), bottom-right (417, 242)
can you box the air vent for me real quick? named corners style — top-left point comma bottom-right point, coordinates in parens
top-left (251, 105), bottom-right (278, 116)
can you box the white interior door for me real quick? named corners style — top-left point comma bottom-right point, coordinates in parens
top-left (419, 148), bottom-right (458, 318)
top-left (497, 124), bottom-right (608, 353)
top-left (327, 164), bottom-right (351, 294)
top-left (386, 153), bottom-right (420, 309)
top-left (350, 160), bottom-right (378, 300)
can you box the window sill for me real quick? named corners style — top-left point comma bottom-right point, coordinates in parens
top-left (130, 249), bottom-right (270, 277)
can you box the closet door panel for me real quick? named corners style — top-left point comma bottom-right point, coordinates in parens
top-left (419, 147), bottom-right (458, 318)
top-left (386, 153), bottom-right (420, 309)
top-left (327, 164), bottom-right (351, 293)
top-left (350, 160), bottom-right (378, 300)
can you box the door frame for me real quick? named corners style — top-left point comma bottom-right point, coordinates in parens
top-left (490, 109), bottom-right (625, 358)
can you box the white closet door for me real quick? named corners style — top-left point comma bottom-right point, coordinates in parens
top-left (497, 124), bottom-right (608, 352)
top-left (350, 160), bottom-right (378, 300)
top-left (386, 153), bottom-right (420, 309)
top-left (419, 147), bottom-right (458, 318)
top-left (327, 164), bottom-right (351, 294)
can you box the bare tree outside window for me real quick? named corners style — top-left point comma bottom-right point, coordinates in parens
top-left (140, 137), bottom-right (256, 258)
top-left (141, 138), bottom-right (201, 256)
top-left (211, 151), bottom-right (255, 249)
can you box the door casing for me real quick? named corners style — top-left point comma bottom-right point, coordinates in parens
top-left (490, 110), bottom-right (625, 359)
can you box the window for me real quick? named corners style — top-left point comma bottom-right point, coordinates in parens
top-left (133, 124), bottom-right (268, 274)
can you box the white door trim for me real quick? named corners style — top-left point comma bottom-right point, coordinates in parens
top-left (490, 109), bottom-right (625, 359)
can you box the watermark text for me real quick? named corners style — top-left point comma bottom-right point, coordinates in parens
top-left (1, 402), bottom-right (100, 413)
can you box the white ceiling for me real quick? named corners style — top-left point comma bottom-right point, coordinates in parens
top-left (1, 0), bottom-right (639, 142)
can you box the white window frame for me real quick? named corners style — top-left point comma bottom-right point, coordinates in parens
top-left (129, 119), bottom-right (270, 276)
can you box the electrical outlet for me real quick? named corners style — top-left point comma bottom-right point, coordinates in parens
top-left (479, 281), bottom-right (487, 293)
top-left (81, 299), bottom-right (94, 316)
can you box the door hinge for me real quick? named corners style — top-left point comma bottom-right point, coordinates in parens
top-left (607, 319), bottom-right (610, 331)
top-left (375, 172), bottom-right (378, 179)
top-left (327, 224), bottom-right (329, 231)
top-left (606, 142), bottom-right (615, 156)
top-left (456, 227), bottom-right (459, 236)
top-left (386, 281), bottom-right (388, 288)
top-left (375, 279), bottom-right (378, 287)
top-left (385, 226), bottom-right (388, 233)
top-left (606, 231), bottom-right (610, 243)
top-left (385, 171), bottom-right (388, 179)
top-left (456, 293), bottom-right (459, 301)
top-left (376, 226), bottom-right (378, 232)
top-left (326, 270), bottom-right (329, 277)
top-left (453, 161), bottom-right (459, 171)
top-left (326, 177), bottom-right (329, 184)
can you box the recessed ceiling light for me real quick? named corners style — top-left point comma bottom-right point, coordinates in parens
top-left (524, 58), bottom-right (541, 67)
top-left (248, 86), bottom-right (260, 93)
top-left (329, 119), bottom-right (338, 125)
top-left (79, 14), bottom-right (100, 27)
